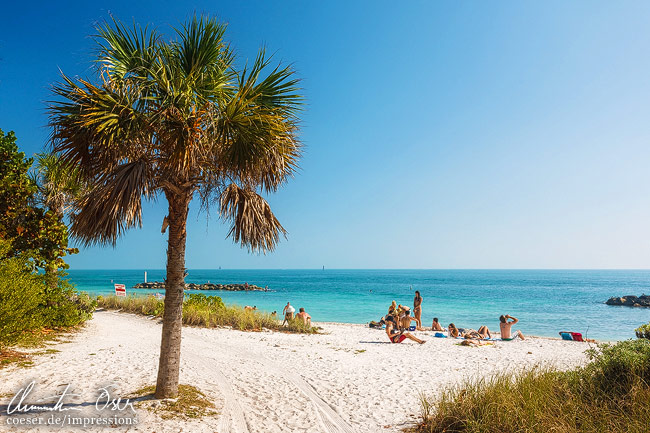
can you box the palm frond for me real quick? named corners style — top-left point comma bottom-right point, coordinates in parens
top-left (49, 73), bottom-right (151, 177)
top-left (219, 183), bottom-right (286, 253)
top-left (70, 160), bottom-right (156, 246)
top-left (95, 17), bottom-right (160, 80)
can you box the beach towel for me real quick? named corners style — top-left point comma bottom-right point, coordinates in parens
top-left (433, 332), bottom-right (447, 338)
top-left (570, 332), bottom-right (584, 342)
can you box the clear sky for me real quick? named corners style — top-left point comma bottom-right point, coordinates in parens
top-left (1, 1), bottom-right (650, 269)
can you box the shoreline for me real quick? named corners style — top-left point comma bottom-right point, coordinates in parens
top-left (0, 311), bottom-right (591, 432)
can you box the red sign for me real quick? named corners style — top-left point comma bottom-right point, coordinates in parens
top-left (114, 284), bottom-right (126, 297)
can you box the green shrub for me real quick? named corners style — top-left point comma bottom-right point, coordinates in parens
top-left (414, 339), bottom-right (650, 433)
top-left (40, 275), bottom-right (96, 327)
top-left (0, 252), bottom-right (94, 347)
top-left (0, 255), bottom-right (45, 346)
top-left (635, 322), bottom-right (650, 340)
top-left (184, 293), bottom-right (224, 309)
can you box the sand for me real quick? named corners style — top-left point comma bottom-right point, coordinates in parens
top-left (0, 311), bottom-right (591, 432)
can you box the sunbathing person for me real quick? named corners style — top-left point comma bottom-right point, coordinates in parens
top-left (295, 307), bottom-right (311, 326)
top-left (477, 325), bottom-right (491, 339)
top-left (448, 323), bottom-right (460, 338)
top-left (388, 300), bottom-right (397, 317)
top-left (459, 326), bottom-right (491, 339)
top-left (431, 317), bottom-right (444, 332)
top-left (385, 316), bottom-right (425, 344)
top-left (499, 314), bottom-right (525, 340)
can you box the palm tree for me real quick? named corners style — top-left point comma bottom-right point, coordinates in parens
top-left (32, 152), bottom-right (84, 216)
top-left (48, 16), bottom-right (302, 398)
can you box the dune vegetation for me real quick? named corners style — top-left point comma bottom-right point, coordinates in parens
top-left (412, 338), bottom-right (650, 433)
top-left (96, 294), bottom-right (317, 334)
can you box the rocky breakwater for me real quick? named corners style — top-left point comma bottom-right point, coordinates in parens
top-left (605, 294), bottom-right (650, 308)
top-left (132, 281), bottom-right (269, 291)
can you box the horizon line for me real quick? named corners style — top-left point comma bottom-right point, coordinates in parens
top-left (66, 268), bottom-right (650, 271)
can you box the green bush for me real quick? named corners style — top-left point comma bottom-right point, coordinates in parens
top-left (40, 275), bottom-right (96, 327)
top-left (635, 322), bottom-right (650, 340)
top-left (184, 293), bottom-right (224, 309)
top-left (0, 255), bottom-right (94, 347)
top-left (414, 339), bottom-right (650, 433)
top-left (0, 255), bottom-right (46, 346)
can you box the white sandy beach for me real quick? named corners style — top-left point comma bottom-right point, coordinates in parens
top-left (0, 311), bottom-right (591, 433)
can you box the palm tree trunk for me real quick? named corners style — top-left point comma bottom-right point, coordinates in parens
top-left (155, 190), bottom-right (191, 398)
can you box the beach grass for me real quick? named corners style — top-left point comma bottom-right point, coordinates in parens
top-left (96, 294), bottom-right (318, 334)
top-left (412, 339), bottom-right (650, 433)
top-left (131, 384), bottom-right (218, 420)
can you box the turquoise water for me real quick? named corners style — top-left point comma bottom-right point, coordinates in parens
top-left (67, 269), bottom-right (650, 341)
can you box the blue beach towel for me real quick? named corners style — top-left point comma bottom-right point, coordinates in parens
top-left (434, 332), bottom-right (447, 338)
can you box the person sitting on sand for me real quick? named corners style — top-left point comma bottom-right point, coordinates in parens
top-left (448, 323), bottom-right (460, 338)
top-left (431, 317), bottom-right (444, 332)
top-left (398, 305), bottom-right (418, 330)
top-left (295, 307), bottom-right (311, 326)
top-left (388, 300), bottom-right (397, 317)
top-left (271, 311), bottom-right (277, 317)
top-left (385, 316), bottom-right (425, 344)
top-left (499, 314), bottom-right (525, 340)
top-left (282, 302), bottom-right (295, 326)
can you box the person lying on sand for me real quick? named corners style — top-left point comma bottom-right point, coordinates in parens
top-left (244, 305), bottom-right (257, 311)
top-left (448, 323), bottom-right (460, 338)
top-left (431, 317), bottom-right (444, 332)
top-left (459, 339), bottom-right (493, 347)
top-left (295, 308), bottom-right (311, 326)
top-left (461, 326), bottom-right (492, 340)
top-left (385, 316), bottom-right (425, 344)
top-left (499, 314), bottom-right (525, 340)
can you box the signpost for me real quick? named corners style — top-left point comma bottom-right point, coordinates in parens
top-left (114, 284), bottom-right (126, 297)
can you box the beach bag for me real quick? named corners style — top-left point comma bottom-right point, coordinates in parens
top-left (409, 326), bottom-right (416, 331)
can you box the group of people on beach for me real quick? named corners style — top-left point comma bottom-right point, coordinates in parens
top-left (380, 291), bottom-right (525, 344)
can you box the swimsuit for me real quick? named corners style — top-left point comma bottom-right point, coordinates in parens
top-left (391, 334), bottom-right (407, 344)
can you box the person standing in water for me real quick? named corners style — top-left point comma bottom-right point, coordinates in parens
top-left (413, 290), bottom-right (424, 330)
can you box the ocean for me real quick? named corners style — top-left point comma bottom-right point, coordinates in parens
top-left (66, 269), bottom-right (650, 341)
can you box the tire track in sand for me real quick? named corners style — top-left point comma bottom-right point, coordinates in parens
top-left (184, 333), bottom-right (359, 433)
top-left (184, 345), bottom-right (251, 433)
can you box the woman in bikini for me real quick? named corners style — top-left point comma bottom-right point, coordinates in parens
top-left (413, 291), bottom-right (424, 330)
top-left (385, 316), bottom-right (425, 344)
top-left (448, 323), bottom-right (460, 338)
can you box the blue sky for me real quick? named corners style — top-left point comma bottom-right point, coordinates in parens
top-left (1, 1), bottom-right (650, 269)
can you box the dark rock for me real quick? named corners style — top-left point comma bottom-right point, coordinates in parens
top-left (606, 294), bottom-right (650, 308)
top-left (132, 281), bottom-right (268, 292)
